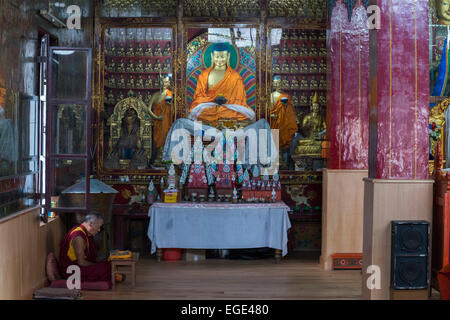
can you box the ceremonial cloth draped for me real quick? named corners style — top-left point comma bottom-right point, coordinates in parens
top-left (147, 202), bottom-right (291, 256)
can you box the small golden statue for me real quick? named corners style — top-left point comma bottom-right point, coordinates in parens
top-left (272, 46), bottom-right (280, 57)
top-left (281, 32), bottom-right (289, 40)
top-left (136, 76), bottom-right (144, 89)
top-left (145, 60), bottom-right (153, 72)
top-left (145, 93), bottom-right (152, 105)
top-left (107, 76), bottom-right (116, 88)
top-left (282, 60), bottom-right (290, 73)
top-left (299, 30), bottom-right (307, 40)
top-left (117, 59), bottom-right (126, 72)
top-left (118, 92), bottom-right (125, 101)
top-left (273, 61), bottom-right (281, 73)
top-left (136, 92), bottom-right (143, 101)
top-left (310, 76), bottom-right (318, 89)
top-left (310, 60), bottom-right (318, 73)
top-left (107, 60), bottom-right (116, 72)
top-left (135, 61), bottom-right (144, 73)
top-left (309, 44), bottom-right (318, 56)
top-left (300, 93), bottom-right (308, 106)
top-left (163, 59), bottom-right (171, 72)
top-left (319, 60), bottom-right (326, 73)
top-left (319, 93), bottom-right (326, 105)
top-left (136, 43), bottom-right (144, 57)
top-left (118, 75), bottom-right (126, 88)
top-left (107, 46), bottom-right (116, 56)
top-left (145, 44), bottom-right (153, 56)
top-left (300, 60), bottom-right (308, 73)
top-left (309, 31), bottom-right (318, 41)
top-left (319, 76), bottom-right (326, 89)
top-left (291, 44), bottom-right (299, 57)
top-left (154, 59), bottom-right (162, 72)
top-left (319, 44), bottom-right (327, 57)
top-left (126, 77), bottom-right (135, 88)
top-left (295, 92), bottom-right (326, 157)
top-left (281, 43), bottom-right (290, 57)
top-left (107, 91), bottom-right (115, 104)
top-left (300, 77), bottom-right (309, 90)
top-left (117, 46), bottom-right (125, 56)
top-left (163, 43), bottom-right (171, 56)
top-left (292, 95), bottom-right (299, 105)
top-left (154, 43), bottom-right (163, 56)
top-left (126, 61), bottom-right (135, 73)
top-left (291, 61), bottom-right (299, 73)
top-left (145, 75), bottom-right (153, 88)
top-left (126, 45), bottom-right (135, 57)
top-left (300, 43), bottom-right (308, 56)
top-left (291, 77), bottom-right (299, 89)
top-left (282, 76), bottom-right (290, 89)
top-left (290, 30), bottom-right (298, 41)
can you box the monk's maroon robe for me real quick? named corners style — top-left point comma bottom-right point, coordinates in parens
top-left (59, 224), bottom-right (111, 283)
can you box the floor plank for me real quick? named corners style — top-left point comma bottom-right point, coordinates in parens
top-left (83, 255), bottom-right (363, 300)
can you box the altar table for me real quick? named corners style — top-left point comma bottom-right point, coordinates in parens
top-left (147, 202), bottom-right (291, 261)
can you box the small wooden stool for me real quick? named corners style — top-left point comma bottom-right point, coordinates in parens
top-left (111, 252), bottom-right (139, 289)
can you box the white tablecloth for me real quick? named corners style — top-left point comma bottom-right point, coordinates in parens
top-left (147, 202), bottom-right (291, 256)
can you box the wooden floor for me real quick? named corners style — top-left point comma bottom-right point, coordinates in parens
top-left (83, 254), bottom-right (363, 300)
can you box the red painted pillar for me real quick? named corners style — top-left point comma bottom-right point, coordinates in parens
top-left (369, 0), bottom-right (429, 179)
top-left (328, 1), bottom-right (370, 170)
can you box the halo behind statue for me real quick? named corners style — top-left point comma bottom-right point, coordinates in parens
top-left (202, 42), bottom-right (239, 69)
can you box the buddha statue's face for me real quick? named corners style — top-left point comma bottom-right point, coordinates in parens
top-left (211, 50), bottom-right (229, 70)
top-left (438, 0), bottom-right (450, 24)
top-left (311, 102), bottom-right (320, 113)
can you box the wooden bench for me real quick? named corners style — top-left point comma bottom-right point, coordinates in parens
top-left (111, 252), bottom-right (139, 288)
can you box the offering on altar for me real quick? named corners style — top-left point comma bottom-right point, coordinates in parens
top-left (214, 164), bottom-right (236, 197)
top-left (186, 163), bottom-right (209, 199)
top-left (163, 164), bottom-right (180, 202)
top-left (147, 180), bottom-right (159, 204)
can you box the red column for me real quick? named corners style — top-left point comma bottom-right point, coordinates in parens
top-left (369, 0), bottom-right (429, 179)
top-left (328, 1), bottom-right (370, 170)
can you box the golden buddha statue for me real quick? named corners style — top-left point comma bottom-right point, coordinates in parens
top-left (299, 30), bottom-right (307, 40)
top-left (291, 77), bottom-right (299, 89)
top-left (145, 75), bottom-right (153, 88)
top-left (136, 43), bottom-right (144, 57)
top-left (300, 93), bottom-right (308, 106)
top-left (145, 93), bottom-right (152, 105)
top-left (319, 76), bottom-right (326, 89)
top-left (310, 60), bottom-right (318, 73)
top-left (300, 77), bottom-right (309, 89)
top-left (107, 46), bottom-right (116, 56)
top-left (136, 91), bottom-right (143, 101)
top-left (126, 61), bottom-right (135, 73)
top-left (291, 61), bottom-right (299, 73)
top-left (154, 43), bottom-right (163, 56)
top-left (319, 44), bottom-right (327, 57)
top-left (107, 60), bottom-right (116, 72)
top-left (437, 0), bottom-right (450, 25)
top-left (118, 92), bottom-right (125, 101)
top-left (163, 43), bottom-right (171, 56)
top-left (118, 75), bottom-right (126, 88)
top-left (319, 60), bottom-right (326, 73)
top-left (300, 43), bottom-right (308, 56)
top-left (117, 59), bottom-right (125, 72)
top-left (310, 76), bottom-right (318, 89)
top-left (272, 46), bottom-right (280, 57)
top-left (290, 30), bottom-right (298, 41)
top-left (163, 59), bottom-right (171, 72)
top-left (295, 92), bottom-right (326, 157)
top-left (281, 43), bottom-right (290, 57)
top-left (107, 91), bottom-right (115, 104)
top-left (126, 45), bottom-right (135, 57)
top-left (282, 60), bottom-right (290, 73)
top-left (136, 76), bottom-right (144, 89)
top-left (282, 76), bottom-right (290, 89)
top-left (318, 31), bottom-right (326, 41)
top-left (126, 77), bottom-right (135, 88)
top-left (300, 60), bottom-right (308, 73)
top-left (117, 46), bottom-right (125, 56)
top-left (108, 76), bottom-right (116, 88)
top-left (135, 61), bottom-right (144, 73)
top-left (319, 93), bottom-right (326, 105)
top-left (154, 59), bottom-right (162, 72)
top-left (145, 44), bottom-right (153, 56)
top-left (281, 32), bottom-right (289, 41)
top-left (292, 95), bottom-right (299, 106)
top-left (309, 44), bottom-right (318, 56)
top-left (291, 44), bottom-right (299, 57)
top-left (309, 31), bottom-right (318, 41)
top-left (145, 60), bottom-right (153, 72)
top-left (187, 42), bottom-right (255, 125)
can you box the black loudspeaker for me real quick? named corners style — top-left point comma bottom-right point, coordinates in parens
top-left (391, 221), bottom-right (430, 290)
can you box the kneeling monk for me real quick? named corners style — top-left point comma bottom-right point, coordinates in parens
top-left (59, 212), bottom-right (115, 283)
top-left (188, 42), bottom-right (255, 124)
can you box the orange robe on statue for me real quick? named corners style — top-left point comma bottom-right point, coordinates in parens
top-left (270, 93), bottom-right (298, 148)
top-left (188, 66), bottom-right (254, 124)
top-left (153, 90), bottom-right (173, 148)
